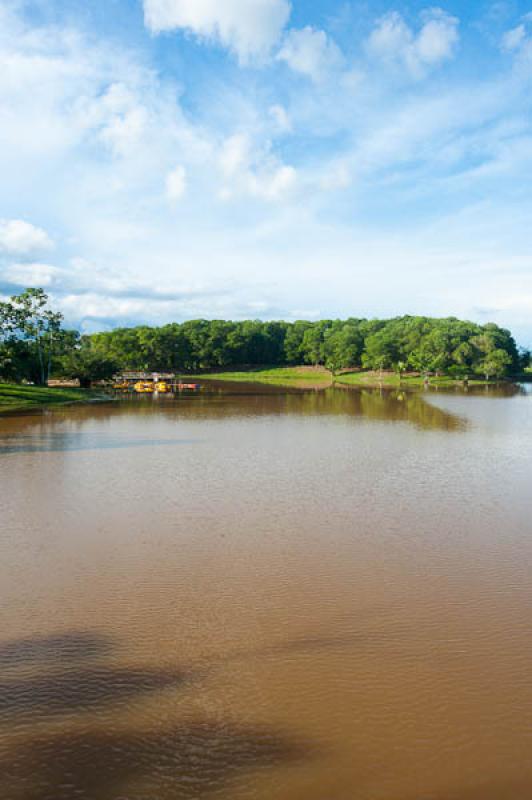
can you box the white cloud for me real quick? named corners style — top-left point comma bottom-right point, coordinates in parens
top-left (218, 132), bottom-right (296, 200)
top-left (219, 133), bottom-right (251, 178)
top-left (0, 220), bottom-right (54, 256)
top-left (166, 165), bottom-right (187, 199)
top-left (501, 14), bottom-right (532, 54)
top-left (501, 24), bottom-right (526, 52)
top-left (143, 0), bottom-right (292, 62)
top-left (367, 12), bottom-right (411, 62)
top-left (254, 164), bottom-right (297, 199)
top-left (2, 262), bottom-right (60, 287)
top-left (367, 8), bottom-right (459, 76)
top-left (2, 2), bottom-right (532, 342)
top-left (277, 26), bottom-right (343, 81)
top-left (0, 7), bottom-right (212, 177)
top-left (416, 9), bottom-right (459, 64)
top-left (95, 83), bottom-right (149, 156)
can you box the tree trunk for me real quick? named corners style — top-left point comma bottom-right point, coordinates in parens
top-left (36, 337), bottom-right (45, 385)
top-left (46, 332), bottom-right (54, 384)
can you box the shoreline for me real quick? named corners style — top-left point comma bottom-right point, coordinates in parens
top-left (0, 384), bottom-right (113, 415)
top-left (188, 367), bottom-right (521, 389)
top-left (2, 367), bottom-right (528, 414)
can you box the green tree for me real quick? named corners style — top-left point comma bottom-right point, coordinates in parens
top-left (477, 349), bottom-right (512, 381)
top-left (301, 321), bottom-right (331, 366)
top-left (0, 299), bottom-right (16, 378)
top-left (362, 329), bottom-right (398, 373)
top-left (8, 289), bottom-right (64, 384)
top-left (323, 322), bottom-right (363, 374)
top-left (58, 336), bottom-right (119, 387)
top-left (284, 321), bottom-right (312, 364)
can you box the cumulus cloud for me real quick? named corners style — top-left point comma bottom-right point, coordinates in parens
top-left (277, 26), bottom-right (343, 81)
top-left (367, 8), bottom-right (459, 76)
top-left (95, 83), bottom-right (149, 156)
top-left (143, 0), bottom-right (292, 62)
top-left (218, 132), bottom-right (296, 200)
top-left (0, 255), bottom-right (232, 318)
top-left (0, 252), bottom-right (284, 330)
top-left (166, 165), bottom-right (187, 199)
top-left (0, 5), bottom-right (213, 185)
top-left (2, 2), bottom-right (532, 340)
top-left (0, 219), bottom-right (54, 256)
top-left (1, 262), bottom-right (60, 288)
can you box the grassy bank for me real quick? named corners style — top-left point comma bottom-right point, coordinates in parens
top-left (0, 383), bottom-right (108, 413)
top-left (190, 367), bottom-right (333, 387)
top-left (191, 367), bottom-right (506, 388)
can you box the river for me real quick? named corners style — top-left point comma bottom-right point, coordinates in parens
top-left (1, 383), bottom-right (531, 800)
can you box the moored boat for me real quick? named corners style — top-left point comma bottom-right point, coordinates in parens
top-left (134, 381), bottom-right (155, 393)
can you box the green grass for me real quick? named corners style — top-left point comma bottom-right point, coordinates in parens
top-left (0, 383), bottom-right (108, 413)
top-left (191, 367), bottom-right (501, 388)
top-left (189, 366), bottom-right (333, 387)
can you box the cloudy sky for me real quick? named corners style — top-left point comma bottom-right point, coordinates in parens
top-left (1, 0), bottom-right (531, 343)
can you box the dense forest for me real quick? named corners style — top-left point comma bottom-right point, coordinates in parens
top-left (1, 288), bottom-right (529, 385)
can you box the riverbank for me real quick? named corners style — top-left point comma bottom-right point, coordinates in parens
top-left (189, 367), bottom-right (503, 388)
top-left (189, 367), bottom-right (333, 387)
top-left (0, 383), bottom-right (110, 413)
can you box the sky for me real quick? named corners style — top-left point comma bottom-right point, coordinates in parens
top-left (0, 0), bottom-right (531, 345)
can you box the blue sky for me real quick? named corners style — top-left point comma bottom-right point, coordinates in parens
top-left (0, 0), bottom-right (531, 344)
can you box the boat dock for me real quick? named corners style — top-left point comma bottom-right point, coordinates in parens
top-left (113, 372), bottom-right (201, 394)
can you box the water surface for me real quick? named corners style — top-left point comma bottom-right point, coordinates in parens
top-left (1, 384), bottom-right (531, 800)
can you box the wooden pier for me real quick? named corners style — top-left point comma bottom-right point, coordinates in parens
top-left (113, 372), bottom-right (201, 393)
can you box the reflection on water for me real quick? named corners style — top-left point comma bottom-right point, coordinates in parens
top-left (1, 722), bottom-right (312, 800)
top-left (0, 664), bottom-right (190, 717)
top-left (0, 631), bottom-right (113, 666)
top-left (1, 384), bottom-right (532, 800)
top-left (0, 385), bottom-right (470, 456)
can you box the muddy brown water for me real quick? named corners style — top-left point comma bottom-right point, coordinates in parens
top-left (0, 382), bottom-right (531, 800)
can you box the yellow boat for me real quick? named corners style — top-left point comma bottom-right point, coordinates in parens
top-left (155, 381), bottom-right (170, 393)
top-left (134, 381), bottom-right (154, 393)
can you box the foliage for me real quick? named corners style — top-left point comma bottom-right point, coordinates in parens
top-left (58, 337), bottom-right (119, 387)
top-left (0, 289), bottom-right (523, 384)
top-left (86, 314), bottom-right (520, 378)
top-left (0, 289), bottom-right (65, 384)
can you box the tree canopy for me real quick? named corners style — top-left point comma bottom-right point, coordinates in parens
top-left (1, 288), bottom-right (528, 384)
top-left (87, 313), bottom-right (525, 379)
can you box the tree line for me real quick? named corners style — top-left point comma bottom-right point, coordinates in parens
top-left (1, 288), bottom-right (529, 385)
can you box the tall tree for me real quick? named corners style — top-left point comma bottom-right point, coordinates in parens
top-left (9, 289), bottom-right (64, 385)
top-left (58, 335), bottom-right (119, 387)
top-left (477, 349), bottom-right (512, 381)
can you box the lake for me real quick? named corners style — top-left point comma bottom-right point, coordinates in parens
top-left (1, 382), bottom-right (531, 800)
